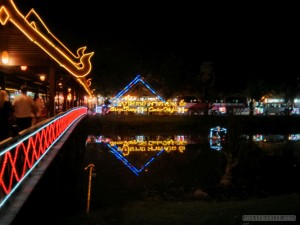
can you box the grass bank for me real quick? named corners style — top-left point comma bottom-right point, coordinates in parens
top-left (62, 193), bottom-right (299, 225)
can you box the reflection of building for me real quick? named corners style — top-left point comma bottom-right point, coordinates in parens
top-left (209, 126), bottom-right (227, 150)
top-left (86, 134), bottom-right (188, 155)
top-left (85, 134), bottom-right (190, 176)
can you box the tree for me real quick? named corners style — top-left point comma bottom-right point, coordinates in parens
top-left (197, 61), bottom-right (215, 100)
top-left (219, 116), bottom-right (260, 189)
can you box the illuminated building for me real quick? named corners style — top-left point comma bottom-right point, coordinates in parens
top-left (102, 74), bottom-right (188, 115)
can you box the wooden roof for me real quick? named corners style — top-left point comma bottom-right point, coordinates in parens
top-left (0, 23), bottom-right (55, 67)
top-left (0, 1), bottom-right (94, 95)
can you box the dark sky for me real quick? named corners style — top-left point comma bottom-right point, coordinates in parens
top-left (12, 1), bottom-right (300, 95)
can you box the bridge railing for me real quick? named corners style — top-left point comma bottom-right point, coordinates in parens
top-left (0, 106), bottom-right (87, 209)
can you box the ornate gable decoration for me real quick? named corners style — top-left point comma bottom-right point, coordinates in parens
top-left (0, 0), bottom-right (94, 95)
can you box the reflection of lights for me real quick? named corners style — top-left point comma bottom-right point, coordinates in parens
top-left (86, 135), bottom-right (188, 152)
top-left (252, 134), bottom-right (263, 142)
top-left (85, 134), bottom-right (190, 176)
top-left (209, 126), bottom-right (227, 151)
top-left (105, 143), bottom-right (165, 176)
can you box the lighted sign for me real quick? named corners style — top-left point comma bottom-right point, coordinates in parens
top-left (97, 74), bottom-right (192, 114)
top-left (109, 100), bottom-right (187, 114)
top-left (113, 75), bottom-right (165, 102)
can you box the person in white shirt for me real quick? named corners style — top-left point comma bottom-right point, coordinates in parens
top-left (12, 85), bottom-right (37, 131)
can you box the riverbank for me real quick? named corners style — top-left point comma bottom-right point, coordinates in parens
top-left (61, 192), bottom-right (299, 225)
top-left (84, 114), bottom-right (300, 135)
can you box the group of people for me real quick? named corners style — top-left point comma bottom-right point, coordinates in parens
top-left (0, 85), bottom-right (44, 142)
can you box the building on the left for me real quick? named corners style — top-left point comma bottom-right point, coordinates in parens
top-left (0, 0), bottom-right (94, 117)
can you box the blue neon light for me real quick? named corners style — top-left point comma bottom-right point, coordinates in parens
top-left (112, 74), bottom-right (165, 102)
top-left (114, 75), bottom-right (141, 99)
top-left (103, 142), bottom-right (165, 176)
top-left (139, 79), bottom-right (165, 102)
top-left (209, 126), bottom-right (227, 151)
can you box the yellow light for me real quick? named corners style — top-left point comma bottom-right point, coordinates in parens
top-left (2, 51), bottom-right (9, 64)
top-left (67, 93), bottom-right (72, 101)
top-left (108, 139), bottom-right (187, 156)
top-left (39, 74), bottom-right (46, 81)
top-left (20, 65), bottom-right (27, 71)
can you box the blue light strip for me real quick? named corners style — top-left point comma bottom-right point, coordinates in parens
top-left (112, 74), bottom-right (165, 102)
top-left (114, 74), bottom-right (141, 99)
top-left (139, 79), bottom-right (165, 102)
top-left (136, 148), bottom-right (165, 174)
top-left (209, 126), bottom-right (227, 151)
top-left (105, 143), bottom-right (139, 176)
top-left (103, 142), bottom-right (165, 176)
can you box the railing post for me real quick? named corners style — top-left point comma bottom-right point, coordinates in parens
top-left (84, 163), bottom-right (95, 213)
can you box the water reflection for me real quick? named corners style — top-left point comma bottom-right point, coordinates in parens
top-left (86, 134), bottom-right (189, 154)
top-left (82, 130), bottom-right (300, 209)
top-left (209, 126), bottom-right (227, 151)
top-left (105, 143), bottom-right (164, 176)
top-left (84, 132), bottom-right (300, 177)
top-left (86, 134), bottom-right (191, 176)
top-left (86, 132), bottom-right (300, 176)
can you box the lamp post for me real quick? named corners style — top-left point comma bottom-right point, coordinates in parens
top-left (84, 163), bottom-right (95, 213)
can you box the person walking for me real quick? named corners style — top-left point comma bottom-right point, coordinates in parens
top-left (0, 90), bottom-right (14, 141)
top-left (12, 85), bottom-right (37, 131)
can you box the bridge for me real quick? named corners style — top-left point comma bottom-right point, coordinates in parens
top-left (0, 106), bottom-right (88, 225)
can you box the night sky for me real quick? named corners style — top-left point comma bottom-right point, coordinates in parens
top-left (12, 1), bottom-right (300, 97)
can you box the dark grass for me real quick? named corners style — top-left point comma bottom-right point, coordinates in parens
top-left (60, 193), bottom-right (300, 225)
